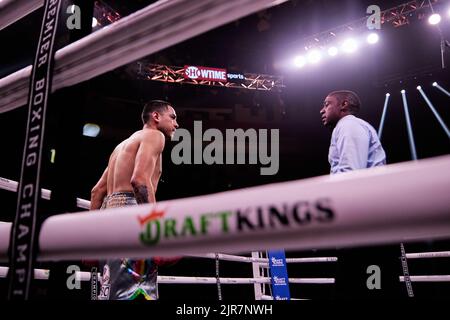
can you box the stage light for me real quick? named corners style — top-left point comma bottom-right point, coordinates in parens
top-left (367, 33), bottom-right (379, 44)
top-left (400, 89), bottom-right (418, 160)
top-left (418, 86), bottom-right (450, 139)
top-left (307, 50), bottom-right (321, 64)
top-left (379, 93), bottom-right (391, 139)
top-left (92, 17), bottom-right (98, 28)
top-left (293, 56), bottom-right (306, 68)
top-left (416, 85), bottom-right (422, 90)
top-left (328, 46), bottom-right (338, 56)
top-left (401, 89), bottom-right (406, 94)
top-left (83, 123), bottom-right (101, 137)
top-left (428, 13), bottom-right (441, 25)
top-left (432, 82), bottom-right (450, 97)
top-left (342, 38), bottom-right (357, 53)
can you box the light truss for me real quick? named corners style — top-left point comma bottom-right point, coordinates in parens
top-left (0, 0), bottom-right (288, 113)
top-left (137, 62), bottom-right (285, 91)
top-left (302, 0), bottom-right (442, 50)
top-left (93, 0), bottom-right (121, 28)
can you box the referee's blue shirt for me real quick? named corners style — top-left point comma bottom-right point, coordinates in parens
top-left (329, 115), bottom-right (386, 174)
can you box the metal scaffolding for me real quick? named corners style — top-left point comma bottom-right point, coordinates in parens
top-left (93, 0), bottom-right (121, 28)
top-left (137, 62), bottom-right (285, 91)
top-left (302, 0), bottom-right (442, 50)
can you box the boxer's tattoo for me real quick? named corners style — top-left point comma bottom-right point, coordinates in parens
top-left (133, 184), bottom-right (149, 204)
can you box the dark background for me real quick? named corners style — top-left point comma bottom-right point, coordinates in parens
top-left (0, 0), bottom-right (449, 300)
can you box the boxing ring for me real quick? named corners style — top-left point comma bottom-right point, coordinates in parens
top-left (1, 0), bottom-right (450, 300)
top-left (0, 156), bottom-right (449, 260)
top-left (1, 155), bottom-right (450, 299)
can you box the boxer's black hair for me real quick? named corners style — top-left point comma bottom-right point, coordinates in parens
top-left (142, 100), bottom-right (172, 124)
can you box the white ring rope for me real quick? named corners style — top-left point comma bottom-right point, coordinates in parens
top-left (0, 0), bottom-right (42, 31)
top-left (188, 253), bottom-right (338, 263)
top-left (261, 295), bottom-right (309, 300)
top-left (145, 276), bottom-right (335, 285)
top-left (0, 177), bottom-right (337, 263)
top-left (0, 176), bottom-right (345, 265)
top-left (0, 156), bottom-right (449, 262)
top-left (3, 267), bottom-right (449, 283)
top-left (3, 267), bottom-right (448, 284)
top-left (405, 251), bottom-right (450, 259)
top-left (399, 276), bottom-right (450, 282)
top-left (0, 177), bottom-right (90, 209)
top-left (0, 0), bottom-right (287, 113)
top-left (0, 266), bottom-right (50, 281)
top-left (0, 266), bottom-right (334, 284)
top-left (0, 180), bottom-right (441, 262)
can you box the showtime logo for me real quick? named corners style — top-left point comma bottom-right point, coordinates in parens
top-left (185, 66), bottom-right (201, 79)
top-left (184, 65), bottom-right (227, 82)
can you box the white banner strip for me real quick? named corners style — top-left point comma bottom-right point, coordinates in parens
top-left (0, 156), bottom-right (449, 262)
top-left (399, 275), bottom-right (450, 282)
top-left (0, 0), bottom-right (286, 113)
top-left (406, 251), bottom-right (450, 259)
top-left (188, 253), bottom-right (337, 263)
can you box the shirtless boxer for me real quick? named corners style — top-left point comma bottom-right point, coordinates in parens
top-left (90, 100), bottom-right (178, 300)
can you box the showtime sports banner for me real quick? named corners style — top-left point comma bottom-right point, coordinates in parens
top-left (184, 65), bottom-right (227, 82)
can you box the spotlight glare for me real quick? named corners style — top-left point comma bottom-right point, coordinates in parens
top-left (416, 85), bottom-right (422, 90)
top-left (386, 93), bottom-right (390, 97)
top-left (307, 50), bottom-right (322, 64)
top-left (342, 38), bottom-right (357, 53)
top-left (401, 89), bottom-right (406, 94)
top-left (432, 82), bottom-right (438, 87)
top-left (328, 46), bottom-right (338, 56)
top-left (293, 55), bottom-right (306, 68)
top-left (92, 17), bottom-right (98, 28)
top-left (367, 33), bottom-right (379, 44)
top-left (83, 123), bottom-right (100, 137)
top-left (428, 13), bottom-right (441, 25)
